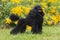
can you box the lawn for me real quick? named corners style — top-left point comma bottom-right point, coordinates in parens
top-left (0, 25), bottom-right (60, 40)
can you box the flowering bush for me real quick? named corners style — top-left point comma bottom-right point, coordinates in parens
top-left (0, 0), bottom-right (60, 29)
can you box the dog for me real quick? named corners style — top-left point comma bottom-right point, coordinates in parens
top-left (10, 5), bottom-right (44, 34)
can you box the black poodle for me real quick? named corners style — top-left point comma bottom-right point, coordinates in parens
top-left (10, 5), bottom-right (44, 34)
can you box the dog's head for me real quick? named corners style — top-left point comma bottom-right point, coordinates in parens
top-left (33, 5), bottom-right (44, 16)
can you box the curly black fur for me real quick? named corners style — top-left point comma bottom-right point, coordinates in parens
top-left (10, 14), bottom-right (19, 21)
top-left (10, 5), bottom-right (44, 34)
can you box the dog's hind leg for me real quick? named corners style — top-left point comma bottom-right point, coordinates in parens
top-left (10, 19), bottom-right (26, 34)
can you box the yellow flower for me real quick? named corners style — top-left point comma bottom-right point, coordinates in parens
top-left (51, 16), bottom-right (56, 20)
top-left (42, 8), bottom-right (46, 14)
top-left (48, 0), bottom-right (54, 3)
top-left (51, 9), bottom-right (56, 13)
top-left (26, 25), bottom-right (32, 30)
top-left (14, 21), bottom-right (18, 25)
top-left (10, 6), bottom-right (23, 16)
top-left (51, 16), bottom-right (58, 21)
top-left (2, 0), bottom-right (7, 2)
top-left (44, 6), bottom-right (48, 8)
top-left (25, 7), bottom-right (31, 15)
top-left (52, 6), bottom-right (56, 9)
top-left (22, 6), bottom-right (31, 15)
top-left (59, 16), bottom-right (60, 21)
top-left (28, 0), bottom-right (31, 2)
top-left (47, 21), bottom-right (52, 25)
top-left (45, 16), bottom-right (48, 20)
top-left (51, 16), bottom-right (59, 25)
top-left (58, 6), bottom-right (60, 8)
top-left (6, 18), bottom-right (12, 24)
top-left (54, 19), bottom-right (58, 25)
top-left (41, 1), bottom-right (47, 7)
top-left (10, 0), bottom-right (21, 4)
top-left (32, 2), bottom-right (35, 5)
top-left (11, 8), bottom-right (16, 15)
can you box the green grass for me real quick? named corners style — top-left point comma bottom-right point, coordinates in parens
top-left (0, 25), bottom-right (60, 40)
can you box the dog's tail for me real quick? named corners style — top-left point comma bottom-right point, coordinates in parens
top-left (9, 14), bottom-right (19, 21)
